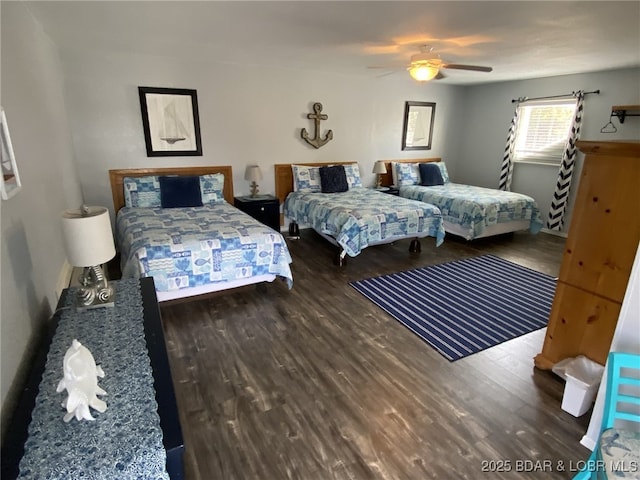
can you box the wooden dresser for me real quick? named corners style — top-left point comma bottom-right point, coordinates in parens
top-left (534, 140), bottom-right (640, 370)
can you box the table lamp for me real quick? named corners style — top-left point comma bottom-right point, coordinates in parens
top-left (245, 165), bottom-right (263, 197)
top-left (62, 205), bottom-right (116, 310)
top-left (372, 161), bottom-right (387, 189)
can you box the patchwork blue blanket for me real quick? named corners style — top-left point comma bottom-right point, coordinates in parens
top-left (117, 203), bottom-right (293, 294)
top-left (400, 183), bottom-right (543, 239)
top-left (283, 187), bottom-right (445, 257)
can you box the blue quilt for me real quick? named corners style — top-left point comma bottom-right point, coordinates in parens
top-left (116, 203), bottom-right (293, 293)
top-left (399, 183), bottom-right (543, 239)
top-left (283, 187), bottom-right (445, 257)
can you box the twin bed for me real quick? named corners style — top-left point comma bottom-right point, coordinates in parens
top-left (109, 166), bottom-right (293, 301)
top-left (274, 162), bottom-right (446, 265)
top-left (379, 158), bottom-right (543, 240)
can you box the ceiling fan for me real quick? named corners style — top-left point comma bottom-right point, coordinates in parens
top-left (368, 45), bottom-right (493, 82)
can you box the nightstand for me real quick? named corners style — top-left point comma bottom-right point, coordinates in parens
top-left (372, 186), bottom-right (400, 196)
top-left (234, 194), bottom-right (280, 231)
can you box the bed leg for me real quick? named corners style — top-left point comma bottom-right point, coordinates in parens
top-left (288, 222), bottom-right (300, 239)
top-left (409, 238), bottom-right (421, 253)
top-left (334, 248), bottom-right (348, 267)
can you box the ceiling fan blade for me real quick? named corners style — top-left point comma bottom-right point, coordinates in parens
top-left (366, 65), bottom-right (406, 70)
top-left (442, 63), bottom-right (493, 72)
top-left (375, 70), bottom-right (399, 79)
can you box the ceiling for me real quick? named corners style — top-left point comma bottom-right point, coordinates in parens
top-left (24, 1), bottom-right (640, 85)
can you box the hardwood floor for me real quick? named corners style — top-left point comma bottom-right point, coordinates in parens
top-left (160, 230), bottom-right (592, 480)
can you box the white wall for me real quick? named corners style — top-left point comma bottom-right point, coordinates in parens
top-left (0, 2), bottom-right (83, 427)
top-left (59, 49), bottom-right (465, 219)
top-left (46, 41), bottom-right (640, 233)
top-left (458, 68), bottom-right (640, 234)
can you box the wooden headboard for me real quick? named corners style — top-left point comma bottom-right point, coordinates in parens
top-left (109, 165), bottom-right (235, 213)
top-left (274, 162), bottom-right (357, 205)
top-left (378, 157), bottom-right (442, 187)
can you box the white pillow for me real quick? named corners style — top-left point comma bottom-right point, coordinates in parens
top-left (343, 164), bottom-right (362, 188)
top-left (390, 161), bottom-right (450, 186)
top-left (123, 176), bottom-right (161, 207)
top-left (436, 162), bottom-right (450, 183)
top-left (199, 173), bottom-right (226, 204)
top-left (395, 163), bottom-right (421, 186)
top-left (291, 165), bottom-right (321, 193)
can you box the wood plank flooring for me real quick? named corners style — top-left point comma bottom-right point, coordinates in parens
top-left (159, 230), bottom-right (592, 479)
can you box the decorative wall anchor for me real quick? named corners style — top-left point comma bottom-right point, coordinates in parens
top-left (57, 339), bottom-right (107, 422)
top-left (301, 102), bottom-right (333, 149)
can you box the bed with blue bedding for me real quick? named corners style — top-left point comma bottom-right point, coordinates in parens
top-left (387, 159), bottom-right (543, 240)
top-left (275, 163), bottom-right (445, 265)
top-left (109, 166), bottom-right (293, 301)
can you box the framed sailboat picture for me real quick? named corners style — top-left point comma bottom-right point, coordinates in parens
top-left (1, 108), bottom-right (22, 200)
top-left (138, 86), bottom-right (203, 157)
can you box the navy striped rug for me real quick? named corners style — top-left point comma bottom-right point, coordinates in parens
top-left (349, 255), bottom-right (556, 361)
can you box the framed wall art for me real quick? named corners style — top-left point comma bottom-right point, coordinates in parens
top-left (1, 108), bottom-right (22, 200)
top-left (138, 86), bottom-right (203, 157)
top-left (402, 101), bottom-right (436, 151)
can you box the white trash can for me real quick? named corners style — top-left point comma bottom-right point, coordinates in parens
top-left (552, 355), bottom-right (605, 417)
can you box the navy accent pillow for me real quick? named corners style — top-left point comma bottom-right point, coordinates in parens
top-left (159, 175), bottom-right (203, 208)
top-left (419, 163), bottom-right (444, 186)
top-left (319, 165), bottom-right (349, 193)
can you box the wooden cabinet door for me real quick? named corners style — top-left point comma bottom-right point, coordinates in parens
top-left (558, 154), bottom-right (640, 303)
top-left (535, 282), bottom-right (621, 369)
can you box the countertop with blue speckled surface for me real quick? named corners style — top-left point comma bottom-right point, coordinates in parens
top-left (18, 278), bottom-right (169, 480)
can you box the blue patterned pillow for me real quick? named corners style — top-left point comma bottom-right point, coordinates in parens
top-left (199, 173), bottom-right (226, 204)
top-left (343, 164), bottom-right (362, 189)
top-left (123, 176), bottom-right (161, 207)
top-left (292, 165), bottom-right (321, 193)
top-left (396, 163), bottom-right (420, 186)
top-left (437, 162), bottom-right (450, 183)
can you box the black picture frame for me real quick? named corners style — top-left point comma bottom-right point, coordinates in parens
top-left (1, 108), bottom-right (22, 200)
top-left (402, 101), bottom-right (436, 151)
top-left (138, 86), bottom-right (202, 157)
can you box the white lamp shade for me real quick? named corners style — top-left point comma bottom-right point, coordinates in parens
top-left (62, 206), bottom-right (116, 267)
top-left (245, 165), bottom-right (263, 182)
top-left (372, 162), bottom-right (387, 174)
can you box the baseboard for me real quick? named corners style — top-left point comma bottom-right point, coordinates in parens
top-left (55, 260), bottom-right (74, 300)
top-left (541, 228), bottom-right (568, 238)
top-left (580, 434), bottom-right (596, 451)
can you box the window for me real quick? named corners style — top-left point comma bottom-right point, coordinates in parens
top-left (513, 97), bottom-right (578, 165)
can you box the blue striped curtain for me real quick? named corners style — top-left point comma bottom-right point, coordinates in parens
top-left (546, 92), bottom-right (585, 231)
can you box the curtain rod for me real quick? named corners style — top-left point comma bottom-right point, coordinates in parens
top-left (511, 89), bottom-right (600, 103)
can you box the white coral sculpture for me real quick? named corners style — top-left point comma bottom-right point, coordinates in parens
top-left (56, 339), bottom-right (107, 422)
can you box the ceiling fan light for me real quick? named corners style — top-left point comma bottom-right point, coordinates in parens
top-left (408, 64), bottom-right (439, 82)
